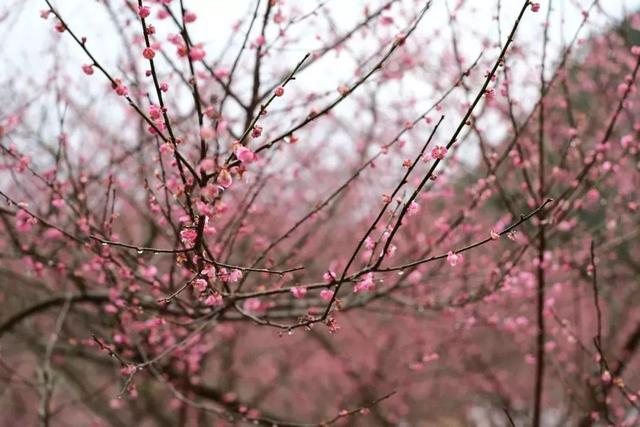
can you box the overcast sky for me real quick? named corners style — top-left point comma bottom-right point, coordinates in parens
top-left (3, 0), bottom-right (640, 83)
top-left (2, 0), bottom-right (640, 166)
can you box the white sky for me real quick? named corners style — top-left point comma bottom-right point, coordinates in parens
top-left (3, 0), bottom-right (640, 83)
top-left (2, 0), bottom-right (640, 167)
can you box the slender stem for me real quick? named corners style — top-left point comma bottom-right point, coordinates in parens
top-left (533, 2), bottom-right (551, 425)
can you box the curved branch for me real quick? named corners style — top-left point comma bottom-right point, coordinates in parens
top-left (0, 293), bottom-right (109, 338)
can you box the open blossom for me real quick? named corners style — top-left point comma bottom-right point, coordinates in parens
top-left (235, 145), bottom-right (256, 164)
top-left (217, 169), bottom-right (233, 188)
top-left (201, 183), bottom-right (219, 199)
top-left (204, 293), bottom-right (224, 307)
top-left (386, 244), bottom-right (397, 257)
top-left (353, 273), bottom-right (375, 293)
top-left (323, 271), bottom-right (336, 283)
top-left (228, 269), bottom-right (243, 283)
top-left (16, 209), bottom-right (37, 232)
top-left (199, 158), bottom-right (216, 175)
top-left (431, 146), bottom-right (447, 160)
top-left (217, 268), bottom-right (230, 282)
top-left (320, 289), bottom-right (334, 301)
top-left (180, 228), bottom-right (197, 245)
top-left (140, 265), bottom-right (157, 280)
top-left (290, 287), bottom-right (307, 299)
top-left (201, 266), bottom-right (216, 279)
top-left (364, 236), bottom-right (375, 250)
top-left (194, 278), bottom-right (208, 293)
top-left (621, 133), bottom-right (634, 148)
top-left (243, 298), bottom-right (266, 314)
top-left (148, 104), bottom-right (162, 119)
top-left (490, 230), bottom-right (500, 240)
top-left (447, 251), bottom-right (463, 267)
